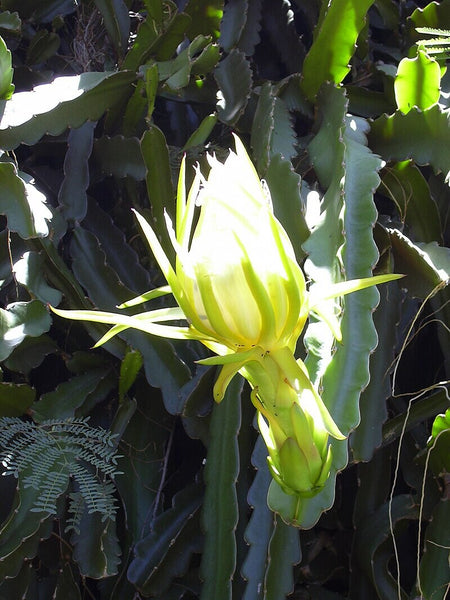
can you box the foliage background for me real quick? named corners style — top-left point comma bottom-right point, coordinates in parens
top-left (0, 0), bottom-right (449, 599)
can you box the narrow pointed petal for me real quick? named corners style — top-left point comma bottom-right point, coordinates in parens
top-left (50, 306), bottom-right (199, 342)
top-left (117, 285), bottom-right (172, 308)
top-left (308, 273), bottom-right (404, 307)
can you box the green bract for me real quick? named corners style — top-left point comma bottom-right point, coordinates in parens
top-left (51, 136), bottom-right (402, 498)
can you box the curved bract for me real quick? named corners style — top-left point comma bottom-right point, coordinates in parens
top-left (51, 136), bottom-right (402, 499)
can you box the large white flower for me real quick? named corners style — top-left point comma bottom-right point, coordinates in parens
top-left (51, 135), bottom-right (402, 498)
top-left (173, 135), bottom-right (307, 352)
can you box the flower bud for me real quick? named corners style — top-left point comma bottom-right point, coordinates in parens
top-left (244, 347), bottom-right (344, 497)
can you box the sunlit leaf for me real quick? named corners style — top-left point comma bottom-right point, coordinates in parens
top-left (0, 35), bottom-right (14, 99)
top-left (0, 163), bottom-right (51, 238)
top-left (394, 49), bottom-right (441, 113)
top-left (0, 71), bottom-right (136, 149)
top-left (13, 251), bottom-right (62, 305)
top-left (301, 0), bottom-right (375, 101)
top-left (0, 301), bottom-right (51, 362)
top-left (118, 348), bottom-right (143, 402)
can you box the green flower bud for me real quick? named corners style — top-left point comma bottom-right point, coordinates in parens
top-left (245, 347), bottom-right (344, 497)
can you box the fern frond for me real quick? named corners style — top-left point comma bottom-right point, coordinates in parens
top-left (415, 26), bottom-right (450, 61)
top-left (0, 417), bottom-right (122, 526)
top-left (65, 491), bottom-right (85, 534)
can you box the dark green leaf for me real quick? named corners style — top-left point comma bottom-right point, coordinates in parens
top-left (0, 562), bottom-right (32, 598)
top-left (0, 11), bottom-right (21, 34)
top-left (409, 1), bottom-right (450, 35)
top-left (32, 367), bottom-right (115, 422)
top-left (1, 0), bottom-right (76, 22)
top-left (347, 85), bottom-right (395, 118)
top-left (0, 470), bottom-right (54, 571)
top-left (220, 0), bottom-right (262, 55)
top-left (122, 18), bottom-right (160, 71)
top-left (83, 200), bottom-right (150, 293)
top-left (200, 377), bottom-right (243, 600)
top-left (113, 380), bottom-right (173, 542)
top-left (144, 62), bottom-right (159, 120)
top-left (369, 105), bottom-right (450, 181)
top-left (179, 365), bottom-right (214, 445)
top-left (4, 334), bottom-right (57, 375)
top-left (58, 122), bottom-right (96, 222)
top-left (158, 36), bottom-right (219, 91)
top-left (184, 0), bottom-right (223, 40)
top-left (214, 49), bottom-right (252, 125)
top-left (140, 125), bottom-right (176, 262)
top-left (183, 113), bottom-right (218, 150)
top-left (265, 154), bottom-right (309, 263)
top-left (69, 226), bottom-right (190, 407)
top-left (353, 495), bottom-right (418, 598)
top-left (263, 0), bottom-right (306, 74)
top-left (251, 84), bottom-right (297, 173)
top-left (0, 383), bottom-right (34, 417)
top-left (264, 515), bottom-right (301, 599)
top-left (26, 30), bottom-right (60, 65)
top-left (418, 498), bottom-right (450, 600)
top-left (379, 161), bottom-right (443, 244)
top-left (53, 562), bottom-right (82, 600)
top-left (154, 12), bottom-right (192, 61)
top-left (0, 516), bottom-right (53, 581)
top-left (121, 80), bottom-right (148, 136)
top-left (94, 0), bottom-right (130, 56)
top-left (250, 82), bottom-right (274, 173)
top-left (387, 229), bottom-right (450, 298)
top-left (71, 512), bottom-right (120, 578)
top-left (242, 437), bottom-right (273, 600)
top-left (128, 483), bottom-right (203, 596)
top-left (121, 8), bottom-right (191, 70)
top-left (351, 282), bottom-right (401, 462)
top-left (271, 97), bottom-right (297, 161)
top-left (382, 389), bottom-right (450, 448)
